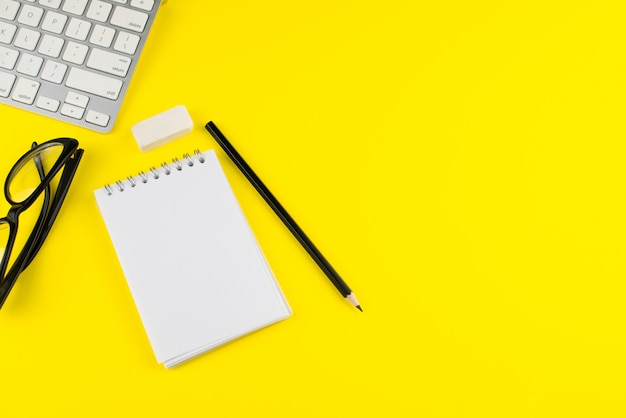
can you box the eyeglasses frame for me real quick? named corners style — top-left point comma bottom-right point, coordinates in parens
top-left (0, 138), bottom-right (84, 310)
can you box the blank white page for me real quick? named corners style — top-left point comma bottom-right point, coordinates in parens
top-left (94, 150), bottom-right (291, 367)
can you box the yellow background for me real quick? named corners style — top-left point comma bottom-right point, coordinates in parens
top-left (1, 0), bottom-right (626, 416)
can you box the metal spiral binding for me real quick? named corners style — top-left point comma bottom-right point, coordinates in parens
top-left (194, 149), bottom-right (205, 163)
top-left (104, 149), bottom-right (205, 195)
top-left (182, 153), bottom-right (194, 166)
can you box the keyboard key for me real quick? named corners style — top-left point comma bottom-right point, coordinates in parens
top-left (60, 102), bottom-right (84, 119)
top-left (113, 31), bottom-right (140, 55)
top-left (62, 40), bottom-right (88, 64)
top-left (41, 11), bottom-right (68, 34)
top-left (62, 0), bottom-right (88, 16)
top-left (130, 0), bottom-right (154, 12)
top-left (40, 59), bottom-right (67, 83)
top-left (65, 66), bottom-right (123, 100)
top-left (86, 0), bottom-right (112, 22)
top-left (17, 5), bottom-right (44, 27)
top-left (89, 24), bottom-right (115, 48)
top-left (0, 0), bottom-right (20, 21)
top-left (0, 21), bottom-right (17, 44)
top-left (87, 48), bottom-right (131, 77)
top-left (65, 17), bottom-right (91, 40)
top-left (65, 91), bottom-right (88, 107)
top-left (38, 0), bottom-right (62, 9)
top-left (0, 71), bottom-right (15, 97)
top-left (35, 95), bottom-right (60, 111)
top-left (14, 27), bottom-right (41, 50)
top-left (110, 6), bottom-right (148, 33)
top-left (12, 77), bottom-right (40, 104)
top-left (0, 45), bottom-right (18, 69)
top-left (86, 109), bottom-right (109, 127)
top-left (38, 33), bottom-right (64, 57)
top-left (16, 53), bottom-right (43, 76)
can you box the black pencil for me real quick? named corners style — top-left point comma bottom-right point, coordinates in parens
top-left (205, 121), bottom-right (362, 312)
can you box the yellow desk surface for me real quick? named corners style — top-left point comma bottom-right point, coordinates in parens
top-left (2, 1), bottom-right (626, 416)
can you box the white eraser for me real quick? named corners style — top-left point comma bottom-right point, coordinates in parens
top-left (132, 105), bottom-right (193, 152)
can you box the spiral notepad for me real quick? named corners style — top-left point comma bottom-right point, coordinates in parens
top-left (94, 149), bottom-right (291, 368)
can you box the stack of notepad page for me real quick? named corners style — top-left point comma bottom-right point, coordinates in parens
top-left (94, 149), bottom-right (291, 368)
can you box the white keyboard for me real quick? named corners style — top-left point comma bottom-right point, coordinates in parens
top-left (0, 0), bottom-right (162, 133)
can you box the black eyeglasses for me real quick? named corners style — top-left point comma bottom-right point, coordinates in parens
top-left (0, 138), bottom-right (83, 310)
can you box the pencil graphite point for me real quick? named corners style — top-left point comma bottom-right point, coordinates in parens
top-left (346, 293), bottom-right (362, 311)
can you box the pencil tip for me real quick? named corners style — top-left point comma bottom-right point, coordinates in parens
top-left (356, 305), bottom-right (363, 312)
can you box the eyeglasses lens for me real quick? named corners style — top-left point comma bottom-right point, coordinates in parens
top-left (7, 143), bottom-right (64, 204)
